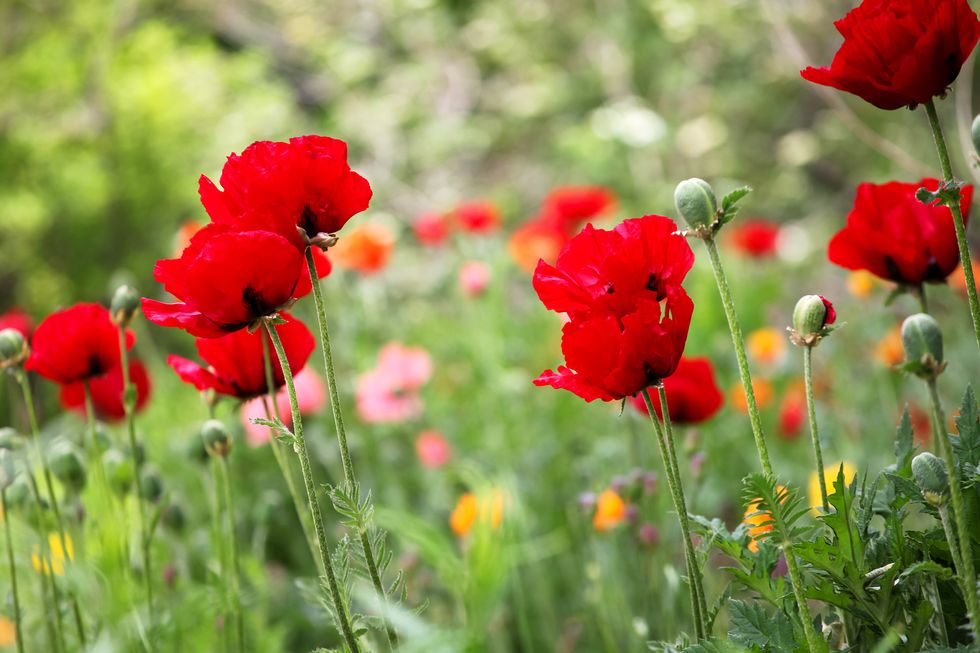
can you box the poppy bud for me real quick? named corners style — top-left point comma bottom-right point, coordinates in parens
top-left (790, 295), bottom-right (836, 347)
top-left (140, 469), bottom-right (163, 503)
top-left (0, 427), bottom-right (20, 451)
top-left (901, 313), bottom-right (945, 378)
top-left (110, 285), bottom-right (141, 327)
top-left (911, 452), bottom-right (948, 507)
top-left (103, 449), bottom-right (134, 494)
top-left (674, 178), bottom-right (717, 229)
top-left (201, 419), bottom-right (232, 458)
top-left (48, 440), bottom-right (86, 491)
top-left (162, 502), bottom-right (186, 532)
top-left (0, 328), bottom-right (29, 369)
top-left (0, 449), bottom-right (18, 490)
top-left (972, 114), bottom-right (980, 156)
top-left (4, 474), bottom-right (32, 509)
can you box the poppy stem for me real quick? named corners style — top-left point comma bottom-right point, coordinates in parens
top-left (305, 248), bottom-right (398, 649)
top-left (700, 237), bottom-right (774, 477)
top-left (923, 98), bottom-right (980, 354)
top-left (263, 320), bottom-right (362, 653)
top-left (214, 456), bottom-right (245, 653)
top-left (2, 489), bottom-right (25, 653)
top-left (259, 334), bottom-right (321, 574)
top-left (782, 541), bottom-right (823, 653)
top-left (802, 347), bottom-right (829, 513)
top-left (924, 377), bottom-right (980, 640)
top-left (117, 327), bottom-right (154, 615)
top-left (641, 388), bottom-right (706, 640)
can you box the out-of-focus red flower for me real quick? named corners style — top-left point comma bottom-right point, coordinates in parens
top-left (726, 220), bottom-right (781, 258)
top-left (26, 304), bottom-right (134, 385)
top-left (174, 221), bottom-right (204, 256)
top-left (778, 382), bottom-right (806, 440)
top-left (908, 404), bottom-right (933, 447)
top-left (331, 223), bottom-right (394, 274)
top-left (453, 201), bottom-right (501, 234)
top-left (356, 343), bottom-right (432, 423)
top-left (143, 225), bottom-right (305, 338)
top-left (801, 0), bottom-right (980, 110)
top-left (415, 430), bottom-right (451, 469)
top-left (60, 359), bottom-right (151, 422)
top-left (508, 220), bottom-right (567, 273)
top-left (167, 313), bottom-right (314, 400)
top-left (198, 136), bottom-right (372, 249)
top-left (0, 309), bottom-right (33, 340)
top-left (240, 369), bottom-right (325, 446)
top-left (459, 261), bottom-right (490, 297)
top-left (413, 212), bottom-right (450, 246)
top-left (829, 179), bottom-right (972, 285)
top-left (629, 357), bottom-right (723, 424)
top-left (539, 185), bottom-right (617, 234)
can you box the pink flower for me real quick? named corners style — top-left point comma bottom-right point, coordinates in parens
top-left (459, 261), bottom-right (490, 297)
top-left (415, 430), bottom-right (452, 469)
top-left (356, 343), bottom-right (433, 424)
top-left (240, 369), bottom-right (327, 447)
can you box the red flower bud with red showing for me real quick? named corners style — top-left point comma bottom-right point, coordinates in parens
top-left (60, 359), bottom-right (152, 422)
top-left (0, 309), bottom-right (33, 341)
top-left (629, 357), bottom-right (723, 424)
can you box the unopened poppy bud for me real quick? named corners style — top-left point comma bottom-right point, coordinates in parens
top-left (103, 449), bottom-right (134, 494)
top-left (0, 328), bottom-right (29, 369)
top-left (901, 313), bottom-right (944, 377)
top-left (972, 114), bottom-right (980, 156)
top-left (140, 469), bottom-right (163, 503)
top-left (674, 178), bottom-right (717, 228)
top-left (110, 285), bottom-right (140, 326)
top-left (201, 419), bottom-right (232, 458)
top-left (912, 452), bottom-right (948, 507)
top-left (162, 502), bottom-right (186, 532)
top-left (48, 441), bottom-right (86, 491)
top-left (0, 449), bottom-right (18, 490)
top-left (790, 295), bottom-right (836, 346)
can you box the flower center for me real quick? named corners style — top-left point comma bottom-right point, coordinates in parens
top-left (241, 286), bottom-right (274, 318)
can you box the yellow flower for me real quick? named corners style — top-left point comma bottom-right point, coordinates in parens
top-left (32, 532), bottom-right (73, 576)
top-left (450, 490), bottom-right (504, 537)
top-left (809, 462), bottom-right (857, 514)
top-left (874, 326), bottom-right (904, 367)
top-left (846, 271), bottom-right (879, 298)
top-left (746, 327), bottom-right (787, 366)
top-left (742, 486), bottom-right (785, 552)
top-left (592, 489), bottom-right (627, 532)
top-left (0, 617), bottom-right (14, 647)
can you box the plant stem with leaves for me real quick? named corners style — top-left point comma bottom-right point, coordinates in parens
top-left (2, 488), bottom-right (24, 653)
top-left (215, 456), bottom-right (245, 653)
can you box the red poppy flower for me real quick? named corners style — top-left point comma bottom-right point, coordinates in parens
top-left (199, 135), bottom-right (372, 249)
top-left (413, 212), bottom-right (450, 246)
top-left (629, 357), bottom-right (723, 424)
top-left (0, 309), bottom-right (33, 340)
top-left (801, 0), bottom-right (980, 110)
top-left (167, 313), bottom-right (314, 400)
top-left (453, 201), bottom-right (501, 234)
top-left (60, 359), bottom-right (151, 422)
top-left (777, 384), bottom-right (806, 440)
top-left (726, 220), bottom-right (780, 258)
top-left (532, 215), bottom-right (695, 322)
top-left (142, 225), bottom-right (305, 338)
top-left (539, 185), bottom-right (617, 234)
top-left (26, 303), bottom-right (134, 385)
top-left (828, 179), bottom-right (972, 285)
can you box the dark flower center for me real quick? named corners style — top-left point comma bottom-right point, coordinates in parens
top-left (88, 354), bottom-right (106, 377)
top-left (242, 286), bottom-right (275, 318)
top-left (300, 205), bottom-right (318, 236)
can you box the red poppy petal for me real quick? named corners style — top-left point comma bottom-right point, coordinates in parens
top-left (141, 299), bottom-right (229, 338)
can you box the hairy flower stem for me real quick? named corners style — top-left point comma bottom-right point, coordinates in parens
top-left (924, 99), bottom-right (980, 353)
top-left (802, 347), bottom-right (828, 512)
top-left (642, 389), bottom-right (706, 639)
top-left (118, 328), bottom-right (153, 613)
top-left (305, 248), bottom-right (398, 649)
top-left (701, 237), bottom-right (774, 477)
top-left (2, 490), bottom-right (24, 653)
top-left (259, 335), bottom-right (320, 573)
top-left (782, 543), bottom-right (824, 653)
top-left (215, 457), bottom-right (245, 653)
top-left (264, 320), bottom-right (362, 653)
top-left (925, 378), bottom-right (980, 640)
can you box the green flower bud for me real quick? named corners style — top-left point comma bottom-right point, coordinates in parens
top-left (140, 469), bottom-right (163, 503)
top-left (901, 313), bottom-right (944, 377)
top-left (103, 449), bottom-right (134, 494)
top-left (48, 440), bottom-right (86, 491)
top-left (162, 502), bottom-right (186, 532)
top-left (0, 449), bottom-right (18, 490)
top-left (110, 285), bottom-right (141, 327)
top-left (673, 178), bottom-right (717, 228)
top-left (912, 452), bottom-right (948, 507)
top-left (0, 427), bottom-right (21, 451)
top-left (972, 114), bottom-right (980, 156)
top-left (791, 294), bottom-right (836, 346)
top-left (201, 419), bottom-right (232, 458)
top-left (0, 328), bottom-right (29, 369)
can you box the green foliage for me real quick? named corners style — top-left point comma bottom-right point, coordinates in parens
top-left (718, 186), bottom-right (753, 226)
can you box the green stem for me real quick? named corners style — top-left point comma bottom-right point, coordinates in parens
top-left (216, 457), bottom-right (245, 653)
top-left (641, 389), bottom-right (705, 640)
top-left (305, 248), bottom-right (398, 649)
top-left (701, 237), bottom-right (774, 476)
top-left (119, 327), bottom-right (154, 614)
top-left (264, 320), bottom-right (361, 653)
top-left (782, 542), bottom-right (824, 653)
top-left (925, 378), bottom-right (980, 640)
top-left (37, 559), bottom-right (60, 653)
top-left (2, 490), bottom-right (25, 653)
top-left (923, 98), bottom-right (980, 354)
top-left (937, 507), bottom-right (965, 598)
top-left (802, 347), bottom-right (828, 513)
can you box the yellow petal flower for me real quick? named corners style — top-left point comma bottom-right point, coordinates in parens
top-left (809, 462), bottom-right (857, 515)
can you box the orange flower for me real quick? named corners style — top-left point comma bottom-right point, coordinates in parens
top-left (332, 223), bottom-right (394, 274)
top-left (508, 221), bottom-right (566, 273)
top-left (450, 491), bottom-right (504, 537)
top-left (746, 327), bottom-right (787, 365)
top-left (0, 617), bottom-right (14, 647)
top-left (743, 485), bottom-right (785, 552)
top-left (950, 260), bottom-right (980, 299)
top-left (874, 325), bottom-right (904, 367)
top-left (729, 378), bottom-right (774, 413)
top-left (174, 220), bottom-right (203, 256)
top-left (845, 270), bottom-right (880, 298)
top-left (592, 489), bottom-right (627, 532)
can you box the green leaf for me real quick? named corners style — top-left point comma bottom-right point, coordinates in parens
top-left (819, 465), bottom-right (863, 567)
top-left (952, 385), bottom-right (980, 465)
top-left (896, 560), bottom-right (952, 584)
top-left (681, 639), bottom-right (753, 653)
top-left (728, 600), bottom-right (796, 652)
top-left (894, 406), bottom-right (914, 472)
top-left (718, 186), bottom-right (752, 225)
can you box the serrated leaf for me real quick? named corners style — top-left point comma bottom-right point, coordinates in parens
top-left (819, 465), bottom-right (863, 566)
top-left (952, 385), bottom-right (980, 465)
top-left (896, 560), bottom-right (953, 583)
top-left (728, 600), bottom-right (795, 652)
top-left (894, 406), bottom-right (914, 471)
top-left (681, 638), bottom-right (753, 653)
top-left (718, 186), bottom-right (752, 225)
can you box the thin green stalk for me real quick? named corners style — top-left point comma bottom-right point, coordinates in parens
top-left (641, 389), bottom-right (705, 639)
top-left (923, 99), bottom-right (980, 353)
top-left (46, 555), bottom-right (68, 652)
top-left (2, 490), bottom-right (25, 653)
top-left (925, 379), bottom-right (980, 640)
top-left (802, 347), bottom-right (828, 513)
top-left (264, 320), bottom-right (361, 653)
top-left (82, 383), bottom-right (110, 509)
top-left (37, 558), bottom-right (59, 653)
top-left (216, 457), bottom-right (245, 653)
top-left (119, 327), bottom-right (153, 613)
top-left (701, 237), bottom-right (774, 476)
top-left (782, 542), bottom-right (823, 653)
top-left (937, 507), bottom-right (965, 599)
top-left (305, 248), bottom-right (398, 649)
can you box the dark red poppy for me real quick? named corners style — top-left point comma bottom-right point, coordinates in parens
top-left (60, 359), bottom-right (152, 421)
top-left (801, 0), bottom-right (980, 110)
top-left (777, 386), bottom-right (805, 440)
top-left (142, 225), bottom-right (305, 338)
top-left (0, 309), bottom-right (33, 340)
top-left (453, 201), bottom-right (501, 234)
top-left (199, 135), bottom-right (372, 249)
top-left (539, 185), bottom-right (617, 234)
top-left (818, 296), bottom-right (836, 327)
top-left (413, 212), bottom-right (450, 246)
top-left (726, 220), bottom-right (780, 258)
top-left (167, 313), bottom-right (314, 400)
top-left (828, 179), bottom-right (972, 285)
top-left (26, 303), bottom-right (134, 385)
top-left (629, 357), bottom-right (723, 424)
